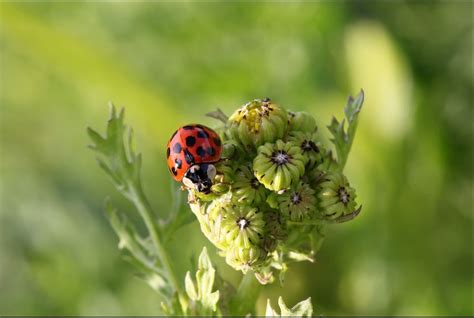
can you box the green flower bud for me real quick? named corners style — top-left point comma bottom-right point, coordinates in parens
top-left (278, 182), bottom-right (317, 221)
top-left (253, 140), bottom-right (305, 192)
top-left (232, 165), bottom-right (268, 205)
top-left (303, 166), bottom-right (325, 189)
top-left (203, 197), bottom-right (232, 250)
top-left (317, 172), bottom-right (357, 220)
top-left (221, 139), bottom-right (246, 161)
top-left (214, 160), bottom-right (234, 184)
top-left (225, 246), bottom-right (265, 273)
top-left (262, 210), bottom-right (286, 253)
top-left (228, 98), bottom-right (288, 149)
top-left (287, 131), bottom-right (324, 169)
top-left (287, 111), bottom-right (317, 133)
top-left (221, 205), bottom-right (265, 249)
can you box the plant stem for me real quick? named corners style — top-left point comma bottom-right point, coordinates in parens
top-left (229, 272), bottom-right (262, 315)
top-left (129, 182), bottom-right (183, 297)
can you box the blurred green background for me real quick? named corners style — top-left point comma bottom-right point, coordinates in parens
top-left (0, 2), bottom-right (472, 315)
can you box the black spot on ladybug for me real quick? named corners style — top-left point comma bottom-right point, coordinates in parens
top-left (196, 146), bottom-right (206, 158)
top-left (173, 143), bottom-right (182, 154)
top-left (186, 136), bottom-right (196, 147)
top-left (175, 158), bottom-right (182, 169)
top-left (197, 129), bottom-right (210, 138)
top-left (183, 149), bottom-right (195, 164)
top-left (213, 137), bottom-right (221, 146)
top-left (207, 147), bottom-right (216, 156)
top-left (171, 167), bottom-right (178, 176)
top-left (182, 125), bottom-right (194, 130)
top-left (166, 147), bottom-right (170, 158)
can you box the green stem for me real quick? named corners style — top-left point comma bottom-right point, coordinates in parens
top-left (229, 272), bottom-right (262, 315)
top-left (129, 183), bottom-right (183, 298)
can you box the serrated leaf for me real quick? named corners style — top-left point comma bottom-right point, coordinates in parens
top-left (344, 89), bottom-right (364, 123)
top-left (104, 199), bottom-right (159, 272)
top-left (327, 90), bottom-right (365, 171)
top-left (87, 104), bottom-right (143, 194)
top-left (266, 297), bottom-right (313, 317)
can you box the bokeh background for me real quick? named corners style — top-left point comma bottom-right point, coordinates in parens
top-left (0, 1), bottom-right (472, 315)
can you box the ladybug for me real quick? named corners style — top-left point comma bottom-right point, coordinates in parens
top-left (166, 124), bottom-right (222, 194)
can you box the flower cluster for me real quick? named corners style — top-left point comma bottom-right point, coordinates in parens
top-left (189, 98), bottom-right (361, 283)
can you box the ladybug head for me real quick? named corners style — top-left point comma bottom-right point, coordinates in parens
top-left (182, 163), bottom-right (217, 194)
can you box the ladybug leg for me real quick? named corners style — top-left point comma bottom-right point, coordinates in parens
top-left (180, 185), bottom-right (187, 191)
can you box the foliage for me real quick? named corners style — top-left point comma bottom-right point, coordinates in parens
top-left (86, 90), bottom-right (364, 315)
top-left (266, 297), bottom-right (313, 317)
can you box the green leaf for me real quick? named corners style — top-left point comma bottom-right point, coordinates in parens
top-left (327, 89), bottom-right (365, 171)
top-left (266, 297), bottom-right (314, 317)
top-left (287, 250), bottom-right (314, 263)
top-left (89, 106), bottom-right (185, 313)
top-left (184, 247), bottom-right (220, 314)
top-left (104, 199), bottom-right (162, 273)
top-left (87, 103), bottom-right (142, 197)
top-left (185, 271), bottom-right (198, 301)
top-left (344, 88), bottom-right (365, 123)
top-left (206, 108), bottom-right (228, 123)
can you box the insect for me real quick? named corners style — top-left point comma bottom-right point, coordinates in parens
top-left (166, 124), bottom-right (222, 194)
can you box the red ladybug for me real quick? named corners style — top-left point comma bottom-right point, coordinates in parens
top-left (166, 124), bottom-right (222, 193)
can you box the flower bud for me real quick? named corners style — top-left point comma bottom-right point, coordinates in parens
top-left (225, 246), bottom-right (265, 273)
top-left (262, 210), bottom-right (286, 253)
top-left (228, 98), bottom-right (288, 149)
top-left (253, 140), bottom-right (305, 192)
top-left (232, 165), bottom-right (268, 205)
top-left (287, 111), bottom-right (317, 133)
top-left (221, 205), bottom-right (265, 249)
top-left (287, 131), bottom-right (325, 170)
top-left (278, 182), bottom-right (317, 221)
top-left (203, 197), bottom-right (233, 249)
top-left (303, 166), bottom-right (325, 189)
top-left (317, 172), bottom-right (357, 220)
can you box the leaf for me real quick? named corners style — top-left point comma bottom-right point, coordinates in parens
top-left (184, 247), bottom-right (220, 314)
top-left (89, 106), bottom-right (185, 313)
top-left (287, 250), bottom-right (314, 263)
top-left (344, 88), bottom-right (365, 123)
top-left (185, 272), bottom-right (198, 301)
top-left (266, 297), bottom-right (313, 317)
top-left (266, 299), bottom-right (279, 317)
top-left (104, 199), bottom-right (160, 270)
top-left (206, 108), bottom-right (228, 123)
top-left (327, 89), bottom-right (365, 171)
top-left (87, 103), bottom-right (143, 196)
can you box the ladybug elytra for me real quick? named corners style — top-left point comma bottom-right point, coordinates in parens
top-left (166, 124), bottom-right (222, 193)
